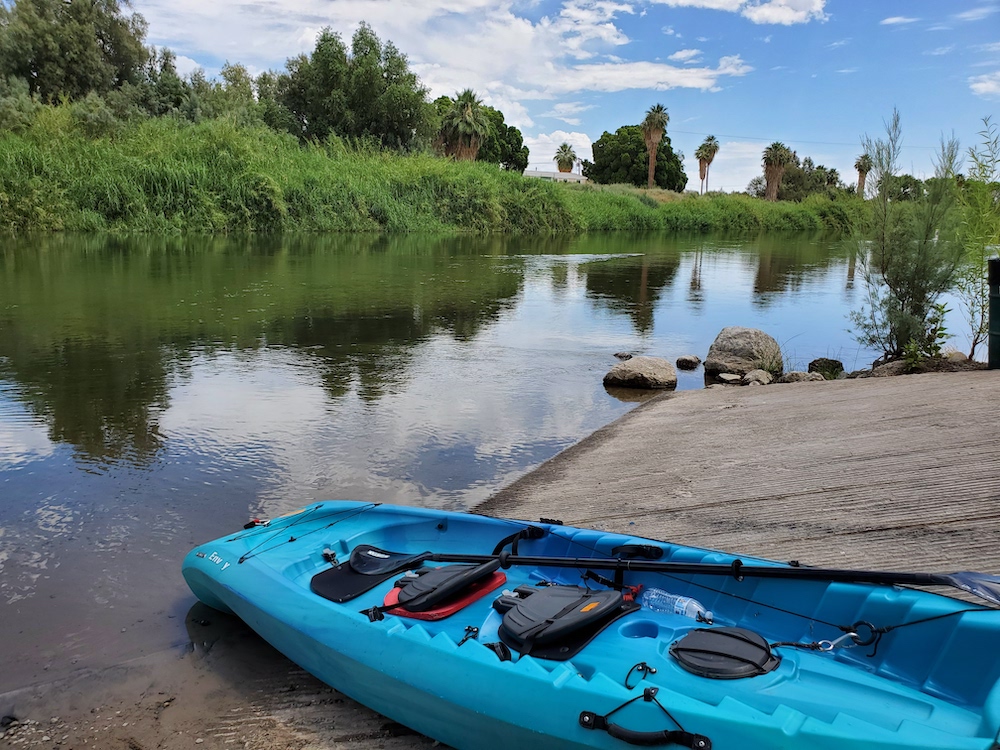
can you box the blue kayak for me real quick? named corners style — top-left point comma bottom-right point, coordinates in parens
top-left (182, 501), bottom-right (1000, 750)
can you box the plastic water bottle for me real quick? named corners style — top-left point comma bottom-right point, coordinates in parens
top-left (639, 587), bottom-right (713, 623)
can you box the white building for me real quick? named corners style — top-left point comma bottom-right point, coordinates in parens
top-left (522, 170), bottom-right (588, 183)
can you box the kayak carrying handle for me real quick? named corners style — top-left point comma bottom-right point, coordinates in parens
top-left (579, 712), bottom-right (710, 748)
top-left (579, 687), bottom-right (711, 748)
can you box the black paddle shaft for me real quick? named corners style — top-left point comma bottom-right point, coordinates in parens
top-left (420, 551), bottom-right (1000, 606)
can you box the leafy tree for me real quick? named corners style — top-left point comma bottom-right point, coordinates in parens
top-left (0, 75), bottom-right (41, 132)
top-left (553, 142), bottom-right (577, 172)
top-left (850, 109), bottom-right (964, 362)
top-left (855, 153), bottom-right (872, 198)
top-left (640, 103), bottom-right (668, 189)
top-left (762, 142), bottom-right (793, 201)
top-left (440, 88), bottom-right (490, 160)
top-left (582, 125), bottom-right (686, 191)
top-left (274, 23), bottom-right (433, 149)
top-left (477, 106), bottom-right (528, 172)
top-left (0, 0), bottom-right (148, 101)
top-left (776, 154), bottom-right (846, 202)
top-left (955, 116), bottom-right (1000, 359)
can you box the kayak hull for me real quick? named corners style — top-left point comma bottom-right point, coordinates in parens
top-left (183, 501), bottom-right (1000, 750)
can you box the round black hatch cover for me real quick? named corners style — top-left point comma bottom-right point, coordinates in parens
top-left (669, 627), bottom-right (780, 679)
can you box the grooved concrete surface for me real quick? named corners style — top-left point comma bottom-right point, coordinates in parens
top-left (479, 371), bottom-right (1000, 574)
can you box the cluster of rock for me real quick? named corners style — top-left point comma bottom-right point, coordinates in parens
top-left (603, 326), bottom-right (847, 391)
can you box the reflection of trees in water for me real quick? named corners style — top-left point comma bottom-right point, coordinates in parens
top-left (580, 254), bottom-right (681, 333)
top-left (749, 234), bottom-right (854, 306)
top-left (0, 234), bottom-right (523, 464)
top-left (0, 340), bottom-right (168, 465)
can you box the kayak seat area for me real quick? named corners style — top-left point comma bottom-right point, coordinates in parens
top-left (381, 562), bottom-right (507, 621)
top-left (496, 585), bottom-right (640, 661)
top-left (310, 544), bottom-right (428, 604)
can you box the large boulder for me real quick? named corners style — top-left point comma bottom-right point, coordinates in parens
top-left (704, 327), bottom-right (783, 378)
top-left (603, 356), bottom-right (678, 390)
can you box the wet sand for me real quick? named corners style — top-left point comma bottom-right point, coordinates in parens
top-left (3, 370), bottom-right (999, 749)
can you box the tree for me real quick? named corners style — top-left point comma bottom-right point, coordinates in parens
top-left (762, 142), bottom-right (793, 201)
top-left (274, 24), bottom-right (433, 149)
top-left (640, 103), bottom-right (669, 189)
top-left (440, 89), bottom-right (489, 160)
top-left (553, 142), bottom-right (577, 173)
top-left (0, 0), bottom-right (148, 101)
top-left (855, 153), bottom-right (872, 198)
top-left (582, 125), bottom-right (686, 191)
top-left (775, 153), bottom-right (847, 201)
top-left (850, 109), bottom-right (964, 362)
top-left (477, 106), bottom-right (528, 172)
top-left (696, 135), bottom-right (720, 194)
top-left (955, 116), bottom-right (1000, 359)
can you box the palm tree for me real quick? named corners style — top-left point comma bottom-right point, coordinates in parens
top-left (701, 135), bottom-right (720, 193)
top-left (553, 143), bottom-right (577, 173)
top-left (762, 142), bottom-right (793, 201)
top-left (695, 143), bottom-right (709, 194)
top-left (441, 89), bottom-right (490, 161)
top-left (854, 153), bottom-right (873, 198)
top-left (640, 103), bottom-right (669, 189)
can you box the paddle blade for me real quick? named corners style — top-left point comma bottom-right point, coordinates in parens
top-left (948, 572), bottom-right (1000, 606)
top-left (349, 545), bottom-right (428, 576)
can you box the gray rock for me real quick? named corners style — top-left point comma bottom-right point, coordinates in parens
top-left (808, 357), bottom-right (845, 379)
top-left (777, 371), bottom-right (825, 383)
top-left (704, 327), bottom-right (783, 377)
top-left (743, 369), bottom-right (773, 386)
top-left (717, 373), bottom-right (742, 384)
top-left (603, 356), bottom-right (677, 390)
top-left (613, 352), bottom-right (633, 360)
top-left (675, 354), bottom-right (701, 370)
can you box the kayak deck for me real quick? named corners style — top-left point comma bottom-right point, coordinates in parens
top-left (183, 501), bottom-right (1000, 749)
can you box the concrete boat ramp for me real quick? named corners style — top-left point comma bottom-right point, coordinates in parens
top-left (3, 370), bottom-right (998, 750)
top-left (482, 370), bottom-right (1000, 574)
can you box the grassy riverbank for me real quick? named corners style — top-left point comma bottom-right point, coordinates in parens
top-left (1, 112), bottom-right (867, 233)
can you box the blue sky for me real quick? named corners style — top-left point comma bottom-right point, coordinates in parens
top-left (134, 0), bottom-right (1000, 193)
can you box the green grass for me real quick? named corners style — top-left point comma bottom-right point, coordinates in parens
top-left (0, 111), bottom-right (869, 234)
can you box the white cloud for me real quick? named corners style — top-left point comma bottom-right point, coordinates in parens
top-left (172, 55), bottom-right (203, 77)
top-left (826, 38), bottom-right (849, 49)
top-left (970, 70), bottom-right (1000, 98)
top-left (836, 68), bottom-right (857, 74)
top-left (954, 5), bottom-right (998, 21)
top-left (979, 42), bottom-right (1000, 53)
top-left (742, 0), bottom-right (827, 25)
top-left (540, 101), bottom-right (597, 125)
top-left (543, 55), bottom-right (751, 93)
top-left (925, 46), bottom-right (953, 56)
top-left (524, 130), bottom-right (594, 172)
top-left (880, 16), bottom-right (920, 25)
top-left (668, 48), bottom-right (703, 62)
top-left (648, 0), bottom-right (826, 24)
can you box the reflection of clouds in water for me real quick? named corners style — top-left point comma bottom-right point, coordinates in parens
top-left (34, 503), bottom-right (77, 535)
top-left (0, 389), bottom-right (55, 467)
top-left (152, 270), bottom-right (640, 519)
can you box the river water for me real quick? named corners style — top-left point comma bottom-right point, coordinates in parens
top-left (0, 231), bottom-right (878, 692)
